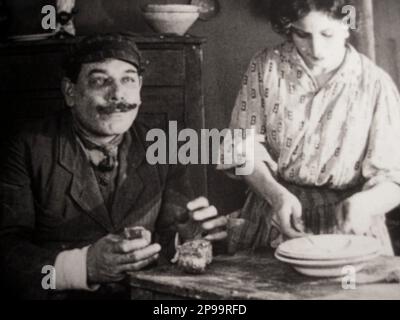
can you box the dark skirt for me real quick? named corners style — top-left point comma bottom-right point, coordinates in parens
top-left (227, 182), bottom-right (394, 256)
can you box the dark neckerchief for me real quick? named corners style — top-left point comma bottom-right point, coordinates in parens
top-left (72, 120), bottom-right (124, 172)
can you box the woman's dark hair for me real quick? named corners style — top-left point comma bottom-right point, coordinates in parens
top-left (269, 0), bottom-right (355, 36)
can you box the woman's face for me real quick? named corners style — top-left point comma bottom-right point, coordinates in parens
top-left (291, 11), bottom-right (350, 74)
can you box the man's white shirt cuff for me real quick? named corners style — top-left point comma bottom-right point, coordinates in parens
top-left (54, 246), bottom-right (100, 291)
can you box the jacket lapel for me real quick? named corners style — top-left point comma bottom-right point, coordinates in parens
top-left (57, 115), bottom-right (114, 232)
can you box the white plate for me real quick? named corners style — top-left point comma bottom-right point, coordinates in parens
top-left (276, 235), bottom-right (380, 261)
top-left (291, 262), bottom-right (366, 278)
top-left (274, 251), bottom-right (379, 267)
top-left (275, 251), bottom-right (379, 278)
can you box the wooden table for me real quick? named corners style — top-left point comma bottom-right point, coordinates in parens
top-left (130, 252), bottom-right (400, 300)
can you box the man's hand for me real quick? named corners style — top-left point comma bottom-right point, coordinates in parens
top-left (86, 233), bottom-right (161, 285)
top-left (335, 193), bottom-right (373, 235)
top-left (177, 197), bottom-right (228, 243)
top-left (270, 190), bottom-right (306, 239)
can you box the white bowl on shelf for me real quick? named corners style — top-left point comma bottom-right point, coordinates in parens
top-left (142, 4), bottom-right (200, 36)
top-left (144, 4), bottom-right (200, 13)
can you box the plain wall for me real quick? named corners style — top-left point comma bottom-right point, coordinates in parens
top-left (374, 0), bottom-right (400, 89)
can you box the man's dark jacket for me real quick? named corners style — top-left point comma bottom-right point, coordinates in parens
top-left (0, 110), bottom-right (193, 299)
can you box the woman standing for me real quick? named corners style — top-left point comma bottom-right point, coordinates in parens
top-left (220, 0), bottom-right (400, 255)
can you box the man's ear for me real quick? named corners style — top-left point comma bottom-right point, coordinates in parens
top-left (139, 75), bottom-right (143, 89)
top-left (345, 28), bottom-right (350, 40)
top-left (342, 24), bottom-right (350, 40)
top-left (61, 77), bottom-right (76, 108)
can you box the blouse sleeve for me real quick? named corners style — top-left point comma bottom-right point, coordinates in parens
top-left (229, 50), bottom-right (268, 133)
top-left (217, 50), bottom-right (278, 175)
top-left (362, 70), bottom-right (400, 190)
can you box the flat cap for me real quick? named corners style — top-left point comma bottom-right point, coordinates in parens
top-left (66, 33), bottom-right (143, 72)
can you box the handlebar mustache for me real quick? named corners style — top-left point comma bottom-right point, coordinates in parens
top-left (96, 103), bottom-right (138, 115)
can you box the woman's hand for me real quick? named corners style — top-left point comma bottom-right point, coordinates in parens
top-left (336, 182), bottom-right (400, 235)
top-left (335, 193), bottom-right (374, 235)
top-left (177, 197), bottom-right (228, 243)
top-left (270, 190), bottom-right (306, 239)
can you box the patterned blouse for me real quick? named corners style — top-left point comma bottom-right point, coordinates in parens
top-left (225, 41), bottom-right (400, 254)
top-left (230, 41), bottom-right (400, 190)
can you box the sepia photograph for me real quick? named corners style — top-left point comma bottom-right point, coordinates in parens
top-left (0, 0), bottom-right (399, 303)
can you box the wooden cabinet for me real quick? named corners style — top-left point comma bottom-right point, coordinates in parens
top-left (0, 34), bottom-right (207, 197)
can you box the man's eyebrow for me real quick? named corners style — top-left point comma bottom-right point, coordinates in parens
top-left (87, 68), bottom-right (138, 77)
top-left (87, 69), bottom-right (108, 76)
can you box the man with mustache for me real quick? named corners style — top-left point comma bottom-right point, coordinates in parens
top-left (0, 34), bottom-right (227, 299)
